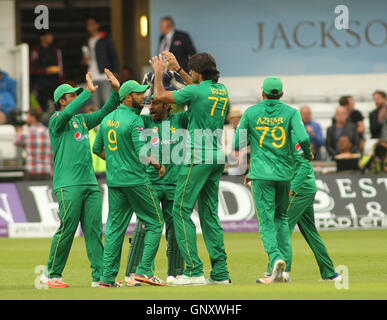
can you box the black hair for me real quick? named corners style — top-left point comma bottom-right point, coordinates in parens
top-left (161, 16), bottom-right (175, 27)
top-left (38, 29), bottom-right (54, 37)
top-left (55, 101), bottom-right (62, 111)
top-left (188, 53), bottom-right (220, 82)
top-left (266, 94), bottom-right (281, 99)
top-left (87, 16), bottom-right (101, 24)
top-left (339, 95), bottom-right (352, 106)
top-left (265, 89), bottom-right (282, 99)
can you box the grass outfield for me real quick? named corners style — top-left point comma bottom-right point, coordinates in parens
top-left (0, 229), bottom-right (386, 300)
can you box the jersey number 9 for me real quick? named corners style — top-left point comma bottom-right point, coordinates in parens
top-left (108, 129), bottom-right (118, 151)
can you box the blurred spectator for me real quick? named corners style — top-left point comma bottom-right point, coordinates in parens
top-left (120, 65), bottom-right (134, 83)
top-left (334, 136), bottom-right (361, 172)
top-left (30, 30), bottom-right (63, 113)
top-left (158, 16), bottom-right (196, 72)
top-left (334, 136), bottom-right (361, 159)
top-left (326, 106), bottom-right (359, 158)
top-left (223, 108), bottom-right (248, 175)
top-left (85, 105), bottom-right (106, 178)
top-left (0, 70), bottom-right (16, 117)
top-left (338, 95), bottom-right (365, 150)
top-left (14, 109), bottom-right (52, 180)
top-left (359, 139), bottom-right (387, 174)
top-left (82, 16), bottom-right (119, 108)
top-left (300, 106), bottom-right (324, 160)
top-left (369, 90), bottom-right (387, 139)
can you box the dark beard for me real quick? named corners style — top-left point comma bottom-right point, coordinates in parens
top-left (132, 99), bottom-right (143, 110)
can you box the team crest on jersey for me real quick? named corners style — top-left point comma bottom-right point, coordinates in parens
top-left (137, 126), bottom-right (144, 133)
top-left (72, 122), bottom-right (78, 129)
top-left (152, 137), bottom-right (160, 146)
top-left (54, 113), bottom-right (59, 118)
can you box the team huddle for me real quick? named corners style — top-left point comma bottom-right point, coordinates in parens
top-left (39, 51), bottom-right (341, 288)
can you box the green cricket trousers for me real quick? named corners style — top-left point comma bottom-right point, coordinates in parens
top-left (251, 179), bottom-right (292, 271)
top-left (100, 184), bottom-right (164, 284)
top-left (46, 185), bottom-right (104, 282)
top-left (125, 184), bottom-right (184, 277)
top-left (171, 163), bottom-right (230, 281)
top-left (286, 192), bottom-right (336, 279)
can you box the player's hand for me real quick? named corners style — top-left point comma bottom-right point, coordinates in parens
top-left (161, 51), bottom-right (180, 72)
top-left (86, 72), bottom-right (99, 93)
top-left (289, 189), bottom-right (294, 197)
top-left (243, 173), bottom-right (251, 187)
top-left (158, 164), bottom-right (166, 178)
top-left (104, 68), bottom-right (120, 92)
top-left (149, 55), bottom-right (167, 74)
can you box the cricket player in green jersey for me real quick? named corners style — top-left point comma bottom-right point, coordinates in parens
top-left (124, 96), bottom-right (188, 286)
top-left (271, 135), bottom-right (341, 282)
top-left (93, 80), bottom-right (167, 287)
top-left (150, 53), bottom-right (231, 286)
top-left (40, 69), bottom-right (120, 288)
top-left (234, 77), bottom-right (313, 284)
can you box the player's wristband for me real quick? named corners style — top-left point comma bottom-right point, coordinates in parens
top-left (176, 67), bottom-right (182, 73)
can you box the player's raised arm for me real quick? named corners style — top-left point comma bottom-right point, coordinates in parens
top-left (83, 68), bottom-right (120, 130)
top-left (149, 55), bottom-right (176, 103)
top-left (50, 72), bottom-right (98, 133)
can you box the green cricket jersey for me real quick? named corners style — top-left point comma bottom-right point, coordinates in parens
top-left (141, 112), bottom-right (189, 185)
top-left (291, 133), bottom-right (317, 194)
top-left (93, 104), bottom-right (150, 187)
top-left (233, 99), bottom-right (312, 181)
top-left (49, 90), bottom-right (119, 190)
top-left (173, 80), bottom-right (229, 164)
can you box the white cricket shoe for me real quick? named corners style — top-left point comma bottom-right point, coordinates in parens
top-left (91, 282), bottom-right (100, 288)
top-left (125, 273), bottom-right (141, 287)
top-left (282, 272), bottom-right (291, 283)
top-left (271, 259), bottom-right (286, 282)
top-left (206, 278), bottom-right (232, 285)
top-left (169, 275), bottom-right (207, 286)
top-left (320, 273), bottom-right (342, 282)
top-left (166, 275), bottom-right (183, 285)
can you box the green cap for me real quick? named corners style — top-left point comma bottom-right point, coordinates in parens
top-left (119, 80), bottom-right (149, 101)
top-left (53, 84), bottom-right (83, 104)
top-left (262, 77), bottom-right (283, 96)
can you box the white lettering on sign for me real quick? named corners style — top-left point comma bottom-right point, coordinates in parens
top-left (336, 179), bottom-right (356, 198)
top-left (359, 178), bottom-right (377, 198)
top-left (0, 193), bottom-right (14, 223)
top-left (28, 186), bottom-right (59, 224)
